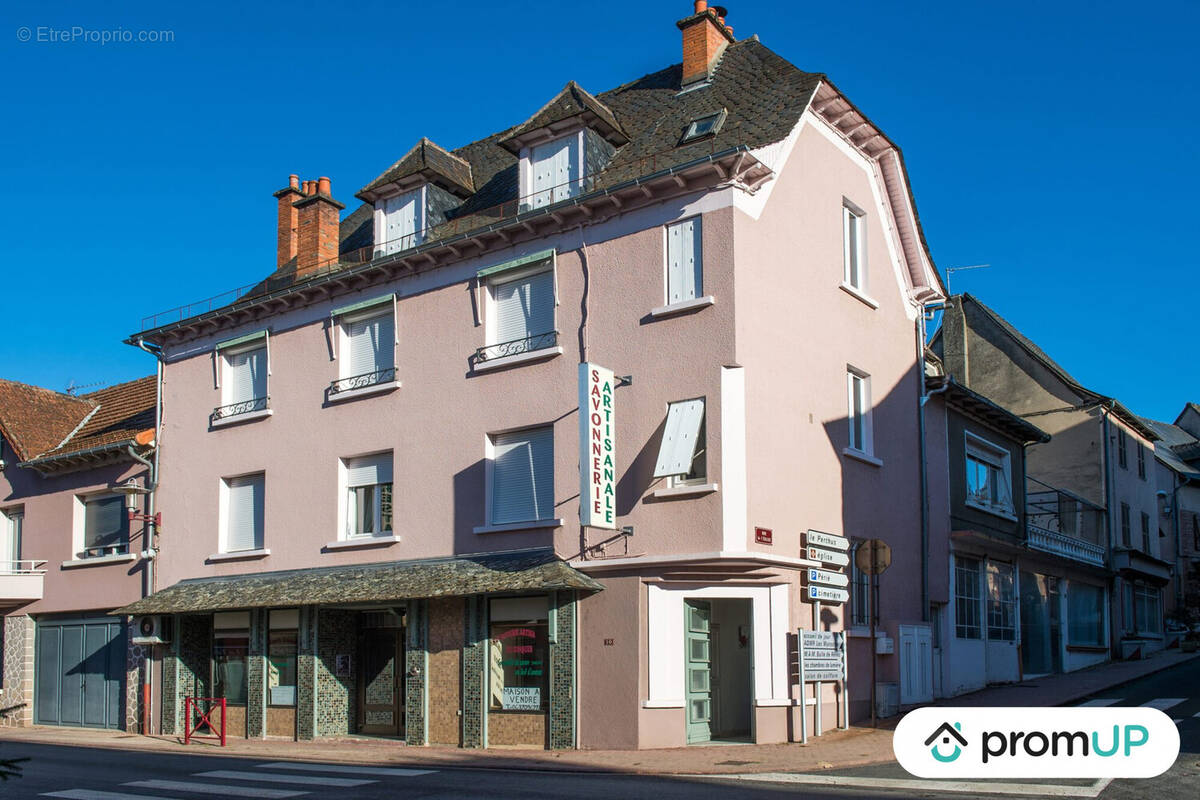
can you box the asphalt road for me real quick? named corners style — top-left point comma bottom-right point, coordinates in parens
top-left (0, 659), bottom-right (1196, 799)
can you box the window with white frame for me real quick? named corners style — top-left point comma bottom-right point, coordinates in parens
top-left (1123, 581), bottom-right (1161, 635)
top-left (2, 508), bottom-right (23, 566)
top-left (842, 202), bottom-right (866, 291)
top-left (849, 541), bottom-right (871, 628)
top-left (954, 556), bottom-right (982, 639)
top-left (222, 473), bottom-right (265, 553)
top-left (529, 135), bottom-right (581, 209)
top-left (80, 495), bottom-right (129, 558)
top-left (986, 561), bottom-right (1015, 641)
top-left (378, 187), bottom-right (424, 255)
top-left (343, 452), bottom-right (393, 538)
top-left (965, 433), bottom-right (1013, 516)
top-left (340, 308), bottom-right (395, 384)
top-left (846, 369), bottom-right (873, 456)
top-left (489, 426), bottom-right (554, 525)
top-left (665, 217), bottom-right (703, 306)
top-left (485, 266), bottom-right (556, 358)
top-left (652, 398), bottom-right (706, 485)
top-left (1067, 582), bottom-right (1105, 646)
top-left (220, 340), bottom-right (268, 415)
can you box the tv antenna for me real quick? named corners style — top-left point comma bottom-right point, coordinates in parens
top-left (64, 380), bottom-right (107, 395)
top-left (946, 263), bottom-right (991, 294)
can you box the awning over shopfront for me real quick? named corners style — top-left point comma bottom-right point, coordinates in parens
top-left (114, 548), bottom-right (603, 615)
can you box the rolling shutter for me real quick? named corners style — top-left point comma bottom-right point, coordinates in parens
top-left (492, 427), bottom-right (554, 524)
top-left (493, 271), bottom-right (554, 345)
top-left (346, 312), bottom-right (395, 377)
top-left (653, 399), bottom-right (705, 478)
top-left (226, 347), bottom-right (266, 404)
top-left (667, 218), bottom-right (702, 304)
top-left (346, 452), bottom-right (393, 488)
top-left (226, 474), bottom-right (264, 552)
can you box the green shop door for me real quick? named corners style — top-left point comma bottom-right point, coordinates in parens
top-left (685, 600), bottom-right (712, 744)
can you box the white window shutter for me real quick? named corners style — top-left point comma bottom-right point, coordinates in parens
top-left (346, 313), bottom-right (394, 377)
top-left (493, 271), bottom-right (553, 345)
top-left (492, 427), bottom-right (554, 524)
top-left (667, 218), bottom-right (701, 303)
top-left (383, 189), bottom-right (421, 254)
top-left (346, 452), bottom-right (393, 487)
top-left (667, 223), bottom-right (684, 304)
top-left (227, 475), bottom-right (264, 552)
top-left (653, 399), bottom-right (705, 478)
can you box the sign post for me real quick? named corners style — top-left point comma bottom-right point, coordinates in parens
top-left (578, 363), bottom-right (616, 529)
top-left (803, 530), bottom-right (850, 738)
top-left (855, 538), bottom-right (891, 728)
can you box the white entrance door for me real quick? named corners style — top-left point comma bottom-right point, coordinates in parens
top-left (898, 624), bottom-right (933, 704)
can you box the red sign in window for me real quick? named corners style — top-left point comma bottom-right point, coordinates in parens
top-left (755, 527), bottom-right (773, 545)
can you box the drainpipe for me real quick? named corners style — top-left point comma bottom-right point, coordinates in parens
top-left (134, 336), bottom-right (165, 735)
top-left (916, 301), bottom-right (947, 623)
top-left (1171, 475), bottom-right (1191, 608)
top-left (1100, 400), bottom-right (1118, 657)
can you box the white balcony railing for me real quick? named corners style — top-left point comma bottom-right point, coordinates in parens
top-left (1026, 524), bottom-right (1106, 567)
top-left (0, 559), bottom-right (47, 602)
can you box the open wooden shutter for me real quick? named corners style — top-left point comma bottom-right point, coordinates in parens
top-left (653, 399), bottom-right (705, 478)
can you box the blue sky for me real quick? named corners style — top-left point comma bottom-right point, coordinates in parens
top-left (2, 1), bottom-right (1196, 420)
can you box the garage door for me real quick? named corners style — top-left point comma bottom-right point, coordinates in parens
top-left (35, 616), bottom-right (125, 729)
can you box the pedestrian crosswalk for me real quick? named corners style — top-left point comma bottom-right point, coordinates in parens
top-left (41, 761), bottom-right (436, 800)
top-left (1075, 695), bottom-right (1198, 725)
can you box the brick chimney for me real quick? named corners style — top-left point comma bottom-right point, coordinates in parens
top-left (273, 174), bottom-right (302, 268)
top-left (293, 176), bottom-right (345, 274)
top-left (677, 2), bottom-right (736, 87)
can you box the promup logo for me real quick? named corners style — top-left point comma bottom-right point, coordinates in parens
top-left (894, 707), bottom-right (1179, 778)
top-left (924, 721), bottom-right (967, 763)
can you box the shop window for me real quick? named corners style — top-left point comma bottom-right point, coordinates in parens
top-left (954, 557), bottom-right (982, 639)
top-left (268, 609), bottom-right (298, 707)
top-left (986, 561), bottom-right (1015, 641)
top-left (1124, 583), bottom-right (1161, 636)
top-left (1067, 583), bottom-right (1105, 647)
top-left (488, 597), bottom-right (549, 712)
top-left (213, 612), bottom-right (249, 706)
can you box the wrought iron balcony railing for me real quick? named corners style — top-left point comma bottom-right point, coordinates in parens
top-left (475, 331), bottom-right (558, 363)
top-left (329, 367), bottom-right (397, 396)
top-left (211, 396), bottom-right (270, 422)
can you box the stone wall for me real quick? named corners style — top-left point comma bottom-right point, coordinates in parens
top-left (0, 615), bottom-right (34, 728)
top-left (124, 620), bottom-right (147, 733)
top-left (427, 597), bottom-right (464, 745)
top-left (315, 608), bottom-right (356, 738)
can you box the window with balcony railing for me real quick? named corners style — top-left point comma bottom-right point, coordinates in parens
top-left (479, 266), bottom-right (557, 364)
top-left (330, 305), bottom-right (397, 397)
top-left (214, 336), bottom-right (269, 423)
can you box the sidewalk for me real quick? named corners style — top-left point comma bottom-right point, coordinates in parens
top-left (934, 648), bottom-right (1199, 708)
top-left (1, 650), bottom-right (1193, 777)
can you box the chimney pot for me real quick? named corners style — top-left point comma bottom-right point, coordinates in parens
top-left (678, 1), bottom-right (734, 86)
top-left (693, 0), bottom-right (707, 12)
top-left (289, 174), bottom-right (300, 190)
top-left (294, 175), bottom-right (344, 275)
top-left (318, 176), bottom-right (331, 196)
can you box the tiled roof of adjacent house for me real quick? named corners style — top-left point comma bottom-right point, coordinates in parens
top-left (264, 38), bottom-right (823, 294)
top-left (0, 375), bottom-right (156, 468)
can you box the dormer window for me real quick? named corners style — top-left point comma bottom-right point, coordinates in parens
top-left (529, 135), bottom-right (582, 209)
top-left (680, 109), bottom-right (727, 145)
top-left (379, 187), bottom-right (424, 255)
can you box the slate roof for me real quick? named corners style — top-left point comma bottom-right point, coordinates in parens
top-left (358, 137), bottom-right (476, 201)
top-left (1138, 417), bottom-right (1200, 478)
top-left (252, 38), bottom-right (823, 297)
top-left (115, 548), bottom-right (603, 615)
top-left (0, 375), bottom-right (156, 468)
top-left (959, 293), bottom-right (1157, 441)
top-left (497, 81), bottom-right (629, 153)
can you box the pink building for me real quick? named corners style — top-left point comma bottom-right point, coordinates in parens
top-left (1, 377), bottom-right (157, 731)
top-left (121, 2), bottom-right (944, 748)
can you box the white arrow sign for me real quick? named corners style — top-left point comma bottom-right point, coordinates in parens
top-left (806, 568), bottom-right (849, 587)
top-left (802, 669), bottom-right (844, 682)
top-left (807, 546), bottom-right (849, 567)
top-left (807, 585), bottom-right (849, 603)
top-left (805, 658), bottom-right (844, 671)
top-left (806, 530), bottom-right (850, 551)
top-left (803, 649), bottom-right (841, 661)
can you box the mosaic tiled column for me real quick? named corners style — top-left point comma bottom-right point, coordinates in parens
top-left (246, 609), bottom-right (267, 739)
top-left (1, 615), bottom-right (35, 728)
top-left (161, 616), bottom-right (180, 736)
top-left (163, 614), bottom-right (209, 736)
top-left (461, 595), bottom-right (486, 748)
top-left (404, 599), bottom-right (427, 746)
top-left (315, 609), bottom-right (356, 738)
top-left (296, 606), bottom-right (318, 740)
top-left (549, 591), bottom-right (577, 749)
